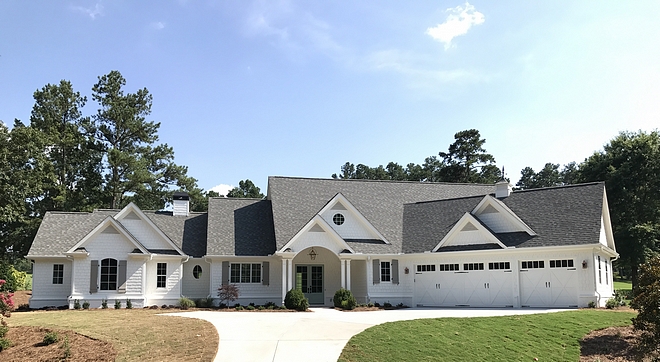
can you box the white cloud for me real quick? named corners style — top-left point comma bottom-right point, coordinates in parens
top-left (71, 3), bottom-right (104, 20)
top-left (151, 21), bottom-right (166, 30)
top-left (209, 184), bottom-right (233, 197)
top-left (426, 2), bottom-right (484, 50)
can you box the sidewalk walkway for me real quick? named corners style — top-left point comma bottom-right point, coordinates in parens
top-left (167, 307), bottom-right (566, 362)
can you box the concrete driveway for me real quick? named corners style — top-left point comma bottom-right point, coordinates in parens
top-left (166, 307), bottom-right (567, 362)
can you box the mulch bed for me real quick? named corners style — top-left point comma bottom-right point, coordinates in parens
top-left (1, 326), bottom-right (116, 362)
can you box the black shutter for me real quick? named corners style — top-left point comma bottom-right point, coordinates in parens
top-left (373, 259), bottom-right (380, 284)
top-left (90, 260), bottom-right (98, 293)
top-left (222, 261), bottom-right (229, 286)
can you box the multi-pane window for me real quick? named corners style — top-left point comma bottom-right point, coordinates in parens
top-left (52, 264), bottom-right (64, 284)
top-left (598, 256), bottom-right (602, 284)
top-left (439, 264), bottom-right (459, 271)
top-left (417, 264), bottom-right (436, 272)
top-left (230, 263), bottom-right (261, 283)
top-left (193, 265), bottom-right (202, 279)
top-left (521, 260), bottom-right (545, 269)
top-left (605, 260), bottom-right (609, 285)
top-left (380, 261), bottom-right (391, 282)
top-left (100, 258), bottom-right (118, 291)
top-left (157, 263), bottom-right (167, 288)
top-left (488, 262), bottom-right (511, 270)
top-left (549, 259), bottom-right (574, 268)
top-left (463, 263), bottom-right (484, 271)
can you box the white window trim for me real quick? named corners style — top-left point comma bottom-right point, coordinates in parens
top-left (380, 261), bottom-right (392, 283)
top-left (156, 262), bottom-right (167, 289)
top-left (52, 264), bottom-right (64, 285)
top-left (230, 262), bottom-right (262, 284)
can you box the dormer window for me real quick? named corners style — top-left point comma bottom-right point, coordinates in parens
top-left (333, 213), bottom-right (345, 226)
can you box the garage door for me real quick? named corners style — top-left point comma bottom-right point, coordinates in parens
top-left (414, 263), bottom-right (513, 307)
top-left (519, 259), bottom-right (578, 307)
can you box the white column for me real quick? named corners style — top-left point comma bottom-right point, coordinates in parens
top-left (281, 259), bottom-right (287, 304)
top-left (341, 259), bottom-right (346, 289)
top-left (287, 259), bottom-right (293, 292)
top-left (346, 260), bottom-right (351, 290)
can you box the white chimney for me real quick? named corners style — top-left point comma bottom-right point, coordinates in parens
top-left (495, 180), bottom-right (512, 198)
top-left (172, 191), bottom-right (190, 216)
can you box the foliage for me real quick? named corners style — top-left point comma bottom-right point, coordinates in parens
top-left (235, 305), bottom-right (244, 311)
top-left (218, 284), bottom-right (240, 306)
top-left (11, 267), bottom-right (28, 291)
top-left (580, 130), bottom-right (660, 288)
top-left (43, 331), bottom-right (59, 345)
top-left (82, 300), bottom-right (90, 310)
top-left (114, 299), bottom-right (121, 309)
top-left (178, 297), bottom-right (195, 310)
top-left (284, 289), bottom-right (309, 311)
top-left (101, 299), bottom-right (108, 309)
top-left (605, 298), bottom-right (618, 309)
top-left (587, 301), bottom-right (596, 308)
top-left (0, 336), bottom-right (9, 351)
top-left (126, 299), bottom-right (133, 309)
top-left (246, 305), bottom-right (255, 310)
top-left (73, 299), bottom-right (81, 310)
top-left (631, 255), bottom-right (660, 357)
top-left (226, 179), bottom-right (265, 199)
top-left (339, 310), bottom-right (634, 362)
top-left (333, 288), bottom-right (357, 310)
top-left (62, 335), bottom-right (71, 359)
top-left (0, 262), bottom-right (18, 292)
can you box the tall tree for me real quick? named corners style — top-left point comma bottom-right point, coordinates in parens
top-left (29, 80), bottom-right (103, 212)
top-left (580, 130), bottom-right (660, 289)
top-left (438, 129), bottom-right (499, 183)
top-left (226, 179), bottom-right (265, 199)
top-left (91, 70), bottom-right (200, 209)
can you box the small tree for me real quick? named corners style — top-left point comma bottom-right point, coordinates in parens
top-left (631, 254), bottom-right (660, 358)
top-left (0, 279), bottom-right (14, 351)
top-left (218, 284), bottom-right (240, 307)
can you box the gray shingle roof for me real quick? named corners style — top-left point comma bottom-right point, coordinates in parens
top-left (267, 176), bottom-right (495, 254)
top-left (147, 212), bottom-right (208, 257)
top-left (206, 198), bottom-right (276, 256)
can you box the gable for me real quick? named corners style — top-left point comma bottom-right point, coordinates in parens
top-left (114, 203), bottom-right (185, 255)
top-left (318, 193), bottom-right (388, 243)
top-left (472, 195), bottom-right (536, 235)
top-left (279, 215), bottom-right (355, 254)
top-left (433, 213), bottom-right (506, 251)
top-left (67, 217), bottom-right (149, 256)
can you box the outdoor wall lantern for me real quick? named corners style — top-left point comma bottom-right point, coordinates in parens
top-left (404, 267), bottom-right (409, 274)
top-left (582, 260), bottom-right (588, 269)
top-left (308, 248), bottom-right (317, 260)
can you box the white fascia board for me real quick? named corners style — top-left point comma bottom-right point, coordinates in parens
top-left (472, 195), bottom-right (537, 236)
top-left (279, 215), bottom-right (356, 254)
top-left (114, 202), bottom-right (186, 256)
top-left (26, 255), bottom-right (69, 260)
top-left (601, 188), bottom-right (617, 252)
top-left (318, 193), bottom-right (390, 244)
top-left (66, 216), bottom-right (150, 254)
top-left (432, 213), bottom-right (507, 252)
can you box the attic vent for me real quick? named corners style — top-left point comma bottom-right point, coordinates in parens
top-left (124, 211), bottom-right (140, 220)
top-left (461, 223), bottom-right (478, 232)
top-left (310, 224), bottom-right (325, 232)
top-left (331, 203), bottom-right (347, 210)
top-left (101, 226), bottom-right (119, 234)
top-left (482, 204), bottom-right (498, 214)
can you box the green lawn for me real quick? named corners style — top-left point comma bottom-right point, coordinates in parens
top-left (614, 279), bottom-right (632, 291)
top-left (339, 310), bottom-right (635, 362)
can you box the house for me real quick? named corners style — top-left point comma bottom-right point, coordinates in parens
top-left (26, 177), bottom-right (617, 309)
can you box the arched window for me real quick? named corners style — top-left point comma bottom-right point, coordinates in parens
top-left (100, 258), bottom-right (118, 290)
top-left (193, 265), bottom-right (202, 279)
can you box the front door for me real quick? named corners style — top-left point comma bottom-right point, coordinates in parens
top-left (296, 265), bottom-right (324, 305)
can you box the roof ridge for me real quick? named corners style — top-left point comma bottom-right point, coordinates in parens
top-left (268, 175), bottom-right (495, 187)
top-left (407, 194), bottom-right (487, 206)
top-left (512, 182), bottom-right (603, 194)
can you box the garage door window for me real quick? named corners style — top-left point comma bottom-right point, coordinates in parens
top-left (521, 261), bottom-right (544, 269)
top-left (463, 263), bottom-right (484, 271)
top-left (549, 259), bottom-right (574, 268)
top-left (417, 265), bottom-right (436, 272)
top-left (488, 262), bottom-right (510, 270)
top-left (439, 264), bottom-right (459, 271)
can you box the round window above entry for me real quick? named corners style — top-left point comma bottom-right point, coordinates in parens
top-left (333, 213), bottom-right (345, 225)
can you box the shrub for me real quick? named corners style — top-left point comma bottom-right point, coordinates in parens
top-left (218, 284), bottom-right (240, 306)
top-left (0, 263), bottom-right (17, 292)
top-left (605, 298), bottom-right (618, 309)
top-left (126, 299), bottom-right (133, 309)
top-left (178, 297), bottom-right (195, 310)
top-left (333, 288), bottom-right (357, 310)
top-left (235, 305), bottom-right (244, 311)
top-left (73, 299), bottom-right (81, 310)
top-left (587, 301), bottom-right (596, 308)
top-left (101, 299), bottom-right (108, 309)
top-left (233, 303), bottom-right (241, 309)
top-left (62, 335), bottom-right (71, 359)
top-left (11, 268), bottom-right (28, 291)
top-left (257, 305), bottom-right (265, 310)
top-left (264, 301), bottom-right (277, 308)
top-left (367, 303), bottom-right (374, 308)
top-left (0, 337), bottom-right (9, 351)
top-left (0, 324), bottom-right (7, 338)
top-left (374, 302), bottom-right (380, 308)
top-left (383, 302), bottom-right (392, 308)
top-left (631, 255), bottom-right (660, 357)
top-left (82, 300), bottom-right (90, 310)
top-left (43, 331), bottom-right (59, 345)
top-left (114, 300), bottom-right (121, 309)
top-left (284, 289), bottom-right (309, 311)
top-left (246, 305), bottom-right (255, 311)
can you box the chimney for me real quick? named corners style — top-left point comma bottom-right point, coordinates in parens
top-left (495, 180), bottom-right (512, 199)
top-left (172, 191), bottom-right (190, 216)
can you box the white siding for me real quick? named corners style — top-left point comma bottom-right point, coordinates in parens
top-left (292, 230), bottom-right (345, 254)
top-left (29, 259), bottom-right (72, 308)
top-left (320, 207), bottom-right (378, 240)
top-left (145, 259), bottom-right (182, 304)
top-left (349, 260), bottom-right (368, 304)
top-left (210, 257), bottom-right (283, 306)
top-left (292, 247), bottom-right (341, 306)
top-left (120, 218), bottom-right (172, 251)
top-left (478, 212), bottom-right (524, 233)
top-left (367, 257), bottom-right (412, 306)
top-left (182, 259), bottom-right (211, 299)
top-left (444, 229), bottom-right (491, 246)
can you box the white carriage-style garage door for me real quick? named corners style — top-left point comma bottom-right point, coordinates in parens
top-left (414, 262), bottom-right (514, 307)
top-left (519, 259), bottom-right (578, 307)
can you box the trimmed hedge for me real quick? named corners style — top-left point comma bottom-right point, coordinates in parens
top-left (284, 289), bottom-right (309, 311)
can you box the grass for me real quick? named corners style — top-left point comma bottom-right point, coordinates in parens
top-left (339, 310), bottom-right (635, 362)
top-left (8, 309), bottom-right (218, 361)
top-left (614, 279), bottom-right (632, 291)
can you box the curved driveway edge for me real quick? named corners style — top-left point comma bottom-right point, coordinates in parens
top-left (165, 307), bottom-right (567, 362)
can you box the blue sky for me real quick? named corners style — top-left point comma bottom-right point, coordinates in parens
top-left (1, 1), bottom-right (659, 194)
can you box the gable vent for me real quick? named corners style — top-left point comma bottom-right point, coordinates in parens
top-left (310, 224), bottom-right (325, 232)
top-left (461, 223), bottom-right (478, 232)
top-left (101, 226), bottom-right (120, 234)
top-left (124, 211), bottom-right (141, 220)
top-left (331, 203), bottom-right (347, 210)
top-left (482, 204), bottom-right (498, 214)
